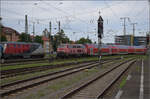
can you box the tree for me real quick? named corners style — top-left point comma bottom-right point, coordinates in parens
top-left (57, 29), bottom-right (65, 39)
top-left (52, 35), bottom-right (59, 51)
top-left (0, 17), bottom-right (5, 42)
top-left (18, 32), bottom-right (32, 42)
top-left (34, 35), bottom-right (43, 44)
top-left (1, 35), bottom-right (7, 42)
top-left (76, 37), bottom-right (92, 44)
top-left (52, 29), bottom-right (71, 51)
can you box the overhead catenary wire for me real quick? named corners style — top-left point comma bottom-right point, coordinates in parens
top-left (1, 1), bottom-right (149, 43)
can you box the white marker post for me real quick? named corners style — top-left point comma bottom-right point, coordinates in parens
top-left (139, 60), bottom-right (144, 99)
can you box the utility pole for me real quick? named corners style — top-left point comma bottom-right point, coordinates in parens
top-left (49, 21), bottom-right (52, 54)
top-left (58, 21), bottom-right (61, 33)
top-left (0, 17), bottom-right (2, 43)
top-left (48, 21), bottom-right (52, 61)
top-left (131, 23), bottom-right (137, 46)
top-left (25, 15), bottom-right (28, 34)
top-left (25, 15), bottom-right (28, 41)
top-left (32, 22), bottom-right (35, 36)
top-left (0, 0), bottom-right (2, 43)
top-left (32, 22), bottom-right (35, 42)
top-left (120, 17), bottom-right (130, 45)
top-left (58, 21), bottom-right (62, 44)
top-left (149, 0), bottom-right (150, 48)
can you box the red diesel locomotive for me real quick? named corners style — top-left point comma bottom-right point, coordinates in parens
top-left (0, 42), bottom-right (45, 59)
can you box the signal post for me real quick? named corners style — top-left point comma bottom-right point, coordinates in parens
top-left (97, 12), bottom-right (103, 66)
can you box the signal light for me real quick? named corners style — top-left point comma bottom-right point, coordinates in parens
top-left (146, 35), bottom-right (149, 45)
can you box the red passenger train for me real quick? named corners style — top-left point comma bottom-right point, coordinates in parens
top-left (57, 44), bottom-right (147, 57)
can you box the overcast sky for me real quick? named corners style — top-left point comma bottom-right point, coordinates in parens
top-left (1, 0), bottom-right (149, 43)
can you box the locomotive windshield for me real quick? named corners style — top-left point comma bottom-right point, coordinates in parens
top-left (0, 44), bottom-right (3, 58)
top-left (58, 44), bottom-right (66, 48)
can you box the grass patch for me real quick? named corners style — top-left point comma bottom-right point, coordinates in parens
top-left (119, 76), bottom-right (127, 89)
top-left (0, 65), bottom-right (77, 86)
top-left (101, 57), bottom-right (133, 69)
top-left (136, 66), bottom-right (140, 72)
top-left (46, 67), bottom-right (99, 91)
top-left (1, 57), bottom-right (99, 71)
top-left (1, 55), bottom-right (144, 85)
top-left (1, 55), bottom-right (146, 71)
top-left (0, 55), bottom-right (130, 71)
top-left (24, 67), bottom-right (99, 99)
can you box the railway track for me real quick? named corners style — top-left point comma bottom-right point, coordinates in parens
top-left (1, 56), bottom-right (125, 67)
top-left (1, 58), bottom-right (121, 79)
top-left (1, 60), bottom-right (49, 67)
top-left (1, 57), bottom-right (62, 66)
top-left (60, 59), bottom-right (136, 99)
top-left (0, 59), bottom-right (114, 97)
top-left (1, 60), bottom-right (100, 79)
top-left (1, 58), bottom-right (49, 64)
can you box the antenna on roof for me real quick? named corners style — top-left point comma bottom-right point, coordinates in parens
top-left (98, 10), bottom-right (101, 17)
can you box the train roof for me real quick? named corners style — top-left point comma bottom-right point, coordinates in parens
top-left (133, 46), bottom-right (146, 49)
top-left (0, 42), bottom-right (41, 45)
top-left (115, 45), bottom-right (128, 49)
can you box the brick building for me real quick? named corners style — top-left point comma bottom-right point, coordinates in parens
top-left (2, 26), bottom-right (20, 41)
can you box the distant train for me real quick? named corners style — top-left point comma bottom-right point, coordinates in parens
top-left (57, 44), bottom-right (147, 57)
top-left (0, 42), bottom-right (45, 59)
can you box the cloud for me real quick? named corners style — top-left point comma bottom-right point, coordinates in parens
top-left (1, 1), bottom-right (149, 43)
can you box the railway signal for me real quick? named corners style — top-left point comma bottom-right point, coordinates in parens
top-left (147, 34), bottom-right (149, 47)
top-left (97, 11), bottom-right (103, 65)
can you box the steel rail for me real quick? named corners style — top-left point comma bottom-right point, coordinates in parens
top-left (60, 58), bottom-right (135, 99)
top-left (1, 58), bottom-right (121, 79)
top-left (1, 60), bottom-right (100, 79)
top-left (0, 60), bottom-right (113, 97)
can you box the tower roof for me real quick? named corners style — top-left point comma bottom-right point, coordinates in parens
top-left (98, 15), bottom-right (103, 22)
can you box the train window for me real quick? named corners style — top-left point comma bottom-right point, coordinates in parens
top-left (7, 44), bottom-right (9, 47)
top-left (14, 44), bottom-right (16, 48)
top-left (59, 44), bottom-right (66, 48)
top-left (23, 44), bottom-right (25, 48)
top-left (18, 44), bottom-right (20, 48)
top-left (78, 50), bottom-right (81, 52)
top-left (73, 46), bottom-right (76, 48)
top-left (68, 45), bottom-right (73, 48)
top-left (77, 46), bottom-right (80, 48)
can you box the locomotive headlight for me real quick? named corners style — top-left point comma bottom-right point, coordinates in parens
top-left (4, 44), bottom-right (7, 53)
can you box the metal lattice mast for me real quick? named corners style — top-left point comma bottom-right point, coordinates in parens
top-left (131, 23), bottom-right (137, 46)
top-left (120, 17), bottom-right (130, 45)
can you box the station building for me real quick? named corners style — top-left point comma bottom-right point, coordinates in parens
top-left (115, 35), bottom-right (147, 46)
top-left (1, 26), bottom-right (20, 42)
